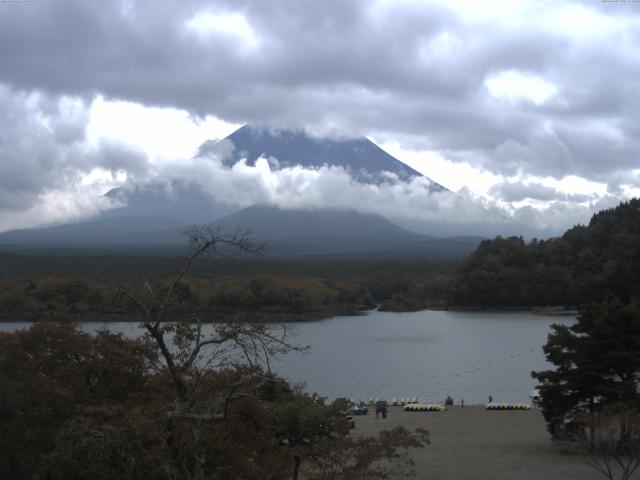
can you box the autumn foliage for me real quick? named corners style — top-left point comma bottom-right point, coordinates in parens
top-left (0, 323), bottom-right (428, 480)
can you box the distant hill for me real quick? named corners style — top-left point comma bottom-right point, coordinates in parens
top-left (213, 204), bottom-right (480, 259)
top-left (0, 203), bottom-right (481, 259)
top-left (449, 198), bottom-right (640, 306)
top-left (0, 216), bottom-right (185, 250)
top-left (102, 179), bottom-right (237, 225)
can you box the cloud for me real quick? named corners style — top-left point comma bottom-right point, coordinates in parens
top-left (489, 180), bottom-right (596, 203)
top-left (485, 70), bottom-right (558, 106)
top-left (0, 0), bottom-right (638, 192)
top-left (0, 85), bottom-right (624, 239)
top-left (0, 188), bottom-right (118, 233)
top-left (0, 1), bottom-right (639, 235)
top-left (154, 144), bottom-right (607, 237)
top-left (0, 84), bottom-right (148, 227)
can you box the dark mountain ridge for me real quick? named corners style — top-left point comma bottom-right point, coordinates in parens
top-left (0, 203), bottom-right (481, 259)
top-left (212, 204), bottom-right (481, 259)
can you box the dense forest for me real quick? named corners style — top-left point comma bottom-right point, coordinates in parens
top-left (449, 199), bottom-right (640, 308)
top-left (0, 274), bottom-right (377, 322)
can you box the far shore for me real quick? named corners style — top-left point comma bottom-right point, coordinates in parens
top-left (379, 304), bottom-right (578, 316)
top-left (0, 304), bottom-right (579, 323)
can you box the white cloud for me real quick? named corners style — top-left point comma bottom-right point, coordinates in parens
top-left (184, 11), bottom-right (261, 49)
top-left (154, 147), bottom-right (619, 237)
top-left (377, 141), bottom-right (503, 196)
top-left (485, 69), bottom-right (558, 106)
top-left (86, 96), bottom-right (240, 167)
top-left (0, 187), bottom-right (119, 232)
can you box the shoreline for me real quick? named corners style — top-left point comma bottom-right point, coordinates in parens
top-left (0, 304), bottom-right (578, 323)
top-left (379, 304), bottom-right (578, 316)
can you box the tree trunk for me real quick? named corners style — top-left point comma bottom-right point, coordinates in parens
top-left (292, 455), bottom-right (301, 480)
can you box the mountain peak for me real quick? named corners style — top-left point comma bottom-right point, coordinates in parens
top-left (219, 124), bottom-right (446, 190)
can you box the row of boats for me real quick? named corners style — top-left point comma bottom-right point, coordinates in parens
top-left (351, 398), bottom-right (532, 410)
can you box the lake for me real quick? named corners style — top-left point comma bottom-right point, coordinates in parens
top-left (1, 309), bottom-right (572, 405)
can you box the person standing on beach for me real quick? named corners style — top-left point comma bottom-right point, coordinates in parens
top-left (488, 395), bottom-right (493, 403)
top-left (460, 398), bottom-right (464, 407)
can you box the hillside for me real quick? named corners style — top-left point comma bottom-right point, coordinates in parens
top-left (0, 216), bottom-right (185, 250)
top-left (213, 204), bottom-right (481, 259)
top-left (449, 199), bottom-right (640, 307)
top-left (0, 204), bottom-right (481, 260)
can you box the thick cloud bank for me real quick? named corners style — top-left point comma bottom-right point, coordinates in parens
top-left (1, 0), bottom-right (638, 189)
top-left (131, 144), bottom-right (617, 238)
top-left (0, 1), bottom-right (638, 234)
top-left (0, 85), bottom-right (143, 231)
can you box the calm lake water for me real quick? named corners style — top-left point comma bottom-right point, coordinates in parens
top-left (1, 309), bottom-right (572, 404)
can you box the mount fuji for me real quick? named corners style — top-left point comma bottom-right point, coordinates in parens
top-left (0, 126), bottom-right (479, 257)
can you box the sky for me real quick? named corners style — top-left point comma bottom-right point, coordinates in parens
top-left (0, 0), bottom-right (639, 234)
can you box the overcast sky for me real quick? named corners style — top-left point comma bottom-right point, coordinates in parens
top-left (0, 0), bottom-right (639, 234)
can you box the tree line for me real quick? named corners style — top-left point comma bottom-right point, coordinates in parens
top-left (0, 274), bottom-right (375, 322)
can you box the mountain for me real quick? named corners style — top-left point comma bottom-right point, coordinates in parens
top-left (99, 125), bottom-right (444, 225)
top-left (211, 124), bottom-right (446, 190)
top-left (212, 204), bottom-right (480, 259)
top-left (102, 179), bottom-right (236, 225)
top-left (0, 203), bottom-right (481, 259)
top-left (0, 125), bottom-right (466, 256)
top-left (215, 204), bottom-right (420, 254)
top-left (0, 216), bottom-right (186, 251)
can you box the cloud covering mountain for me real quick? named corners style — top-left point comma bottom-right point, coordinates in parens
top-left (0, 1), bottom-right (638, 234)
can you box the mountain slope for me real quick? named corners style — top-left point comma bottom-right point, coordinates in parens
top-left (0, 203), bottom-right (481, 259)
top-left (215, 125), bottom-right (446, 190)
top-left (95, 125), bottom-right (444, 227)
top-left (0, 216), bottom-right (186, 250)
top-left (213, 204), bottom-right (479, 258)
top-left (102, 179), bottom-right (236, 224)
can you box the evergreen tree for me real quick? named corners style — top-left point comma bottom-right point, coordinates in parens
top-left (532, 298), bottom-right (640, 439)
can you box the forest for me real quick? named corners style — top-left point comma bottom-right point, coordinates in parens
top-left (449, 199), bottom-right (640, 307)
top-left (0, 253), bottom-right (455, 321)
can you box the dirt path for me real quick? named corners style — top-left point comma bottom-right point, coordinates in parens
top-left (352, 405), bottom-right (603, 480)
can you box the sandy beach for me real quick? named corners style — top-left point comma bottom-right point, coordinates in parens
top-left (353, 405), bottom-right (603, 480)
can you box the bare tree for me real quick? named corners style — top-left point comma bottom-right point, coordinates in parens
top-left (115, 224), bottom-right (305, 400)
top-left (581, 404), bottom-right (640, 480)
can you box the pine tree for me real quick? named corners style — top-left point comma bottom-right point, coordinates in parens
top-left (532, 297), bottom-right (640, 439)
